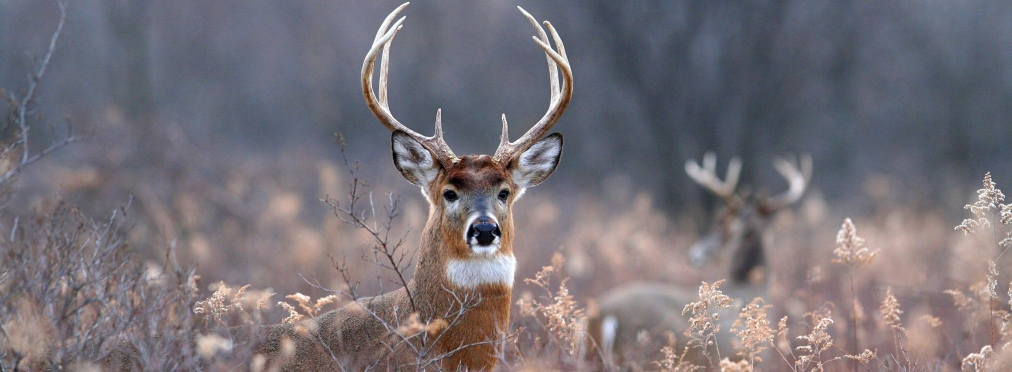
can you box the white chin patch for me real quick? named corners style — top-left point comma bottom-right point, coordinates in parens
top-left (445, 254), bottom-right (516, 288)
top-left (468, 239), bottom-right (501, 255)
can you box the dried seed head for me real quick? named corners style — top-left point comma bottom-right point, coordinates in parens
top-left (879, 287), bottom-right (905, 332)
top-left (833, 218), bottom-right (878, 267)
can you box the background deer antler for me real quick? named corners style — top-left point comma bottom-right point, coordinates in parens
top-left (492, 6), bottom-right (574, 166)
top-left (685, 151), bottom-right (743, 207)
top-left (759, 153), bottom-right (813, 213)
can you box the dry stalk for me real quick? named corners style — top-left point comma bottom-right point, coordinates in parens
top-left (832, 217), bottom-right (877, 368)
top-left (731, 297), bottom-right (776, 367)
top-left (517, 252), bottom-right (588, 361)
top-left (681, 279), bottom-right (733, 369)
top-left (953, 172), bottom-right (1012, 352)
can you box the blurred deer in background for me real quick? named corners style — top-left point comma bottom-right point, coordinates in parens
top-left (587, 152), bottom-right (811, 368)
top-left (226, 4), bottom-right (572, 370)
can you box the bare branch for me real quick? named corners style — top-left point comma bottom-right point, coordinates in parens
top-left (324, 135), bottom-right (418, 313)
top-left (2, 0), bottom-right (82, 187)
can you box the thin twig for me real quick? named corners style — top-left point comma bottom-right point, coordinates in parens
top-left (2, 0), bottom-right (81, 187)
top-left (326, 136), bottom-right (418, 313)
top-left (17, 0), bottom-right (67, 164)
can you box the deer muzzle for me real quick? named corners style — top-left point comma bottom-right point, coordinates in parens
top-left (467, 216), bottom-right (502, 253)
top-left (688, 233), bottom-right (721, 267)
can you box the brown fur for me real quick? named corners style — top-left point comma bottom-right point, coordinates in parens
top-left (231, 155), bottom-right (523, 371)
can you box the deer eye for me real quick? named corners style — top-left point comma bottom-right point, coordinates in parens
top-left (498, 189), bottom-right (510, 202)
top-left (443, 190), bottom-right (458, 202)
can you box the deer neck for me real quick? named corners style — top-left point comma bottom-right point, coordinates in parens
top-left (416, 221), bottom-right (515, 289)
top-left (400, 215), bottom-right (513, 368)
top-left (411, 212), bottom-right (515, 317)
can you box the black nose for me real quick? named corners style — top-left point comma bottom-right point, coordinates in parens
top-left (469, 217), bottom-right (502, 246)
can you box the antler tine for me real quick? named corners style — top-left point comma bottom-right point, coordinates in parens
top-left (362, 3), bottom-right (457, 168)
top-left (368, 3), bottom-right (407, 116)
top-left (760, 153), bottom-right (813, 212)
top-left (378, 23), bottom-right (394, 109)
top-left (498, 114), bottom-right (510, 152)
top-left (493, 7), bottom-right (574, 165)
top-left (527, 11), bottom-right (559, 99)
top-left (724, 156), bottom-right (742, 193)
top-left (685, 152), bottom-right (742, 205)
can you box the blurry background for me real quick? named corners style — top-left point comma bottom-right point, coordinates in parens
top-left (1, 0), bottom-right (1011, 333)
top-left (5, 0), bottom-right (1011, 212)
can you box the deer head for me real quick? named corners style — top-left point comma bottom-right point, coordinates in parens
top-left (363, 4), bottom-right (571, 285)
top-left (685, 152), bottom-right (812, 283)
top-left (587, 154), bottom-right (808, 368)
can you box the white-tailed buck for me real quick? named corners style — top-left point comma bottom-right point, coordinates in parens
top-left (587, 152), bottom-right (811, 368)
top-left (228, 4), bottom-right (572, 370)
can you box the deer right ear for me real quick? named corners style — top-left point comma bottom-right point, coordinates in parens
top-left (510, 133), bottom-right (563, 191)
top-left (392, 131), bottom-right (441, 187)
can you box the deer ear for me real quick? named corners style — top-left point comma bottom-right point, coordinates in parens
top-left (510, 133), bottom-right (563, 191)
top-left (392, 131), bottom-right (441, 187)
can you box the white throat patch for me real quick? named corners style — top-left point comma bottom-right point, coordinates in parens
top-left (446, 254), bottom-right (516, 288)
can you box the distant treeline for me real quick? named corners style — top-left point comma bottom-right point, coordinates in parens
top-left (2, 0), bottom-right (1010, 215)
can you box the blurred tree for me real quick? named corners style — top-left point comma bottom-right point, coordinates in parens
top-left (1, 0), bottom-right (1010, 216)
top-left (107, 0), bottom-right (154, 126)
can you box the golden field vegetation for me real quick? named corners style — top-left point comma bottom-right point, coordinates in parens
top-left (3, 120), bottom-right (1012, 371)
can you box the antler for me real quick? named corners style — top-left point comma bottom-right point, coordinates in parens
top-left (492, 6), bottom-right (574, 166)
top-left (362, 3), bottom-right (458, 169)
top-left (759, 154), bottom-right (813, 213)
top-left (685, 152), bottom-right (743, 206)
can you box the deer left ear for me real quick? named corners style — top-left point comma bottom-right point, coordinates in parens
top-left (510, 133), bottom-right (563, 191)
top-left (392, 131), bottom-right (441, 188)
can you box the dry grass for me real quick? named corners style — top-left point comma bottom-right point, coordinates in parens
top-left (682, 279), bottom-right (734, 365)
top-left (513, 252), bottom-right (589, 368)
top-left (7, 125), bottom-right (1012, 372)
top-left (731, 297), bottom-right (775, 367)
top-left (7, 136), bottom-right (1012, 371)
